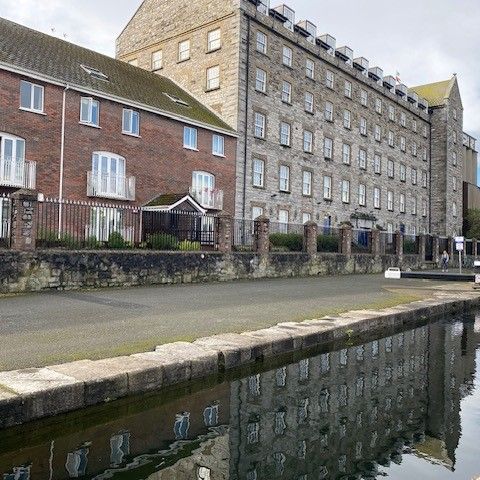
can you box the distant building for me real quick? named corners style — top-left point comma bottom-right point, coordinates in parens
top-left (117, 0), bottom-right (467, 236)
top-left (462, 132), bottom-right (480, 220)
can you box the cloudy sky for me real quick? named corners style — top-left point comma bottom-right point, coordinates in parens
top-left (1, 0), bottom-right (479, 141)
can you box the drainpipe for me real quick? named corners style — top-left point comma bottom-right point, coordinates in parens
top-left (58, 85), bottom-right (70, 235)
top-left (241, 15), bottom-right (251, 220)
top-left (429, 120), bottom-right (432, 234)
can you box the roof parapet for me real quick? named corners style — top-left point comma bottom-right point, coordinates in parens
top-left (368, 66), bottom-right (384, 85)
top-left (353, 57), bottom-right (369, 77)
top-left (317, 34), bottom-right (336, 56)
top-left (335, 46), bottom-right (353, 66)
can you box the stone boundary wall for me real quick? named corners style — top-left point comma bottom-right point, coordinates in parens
top-left (0, 250), bottom-right (427, 294)
top-left (0, 292), bottom-right (479, 428)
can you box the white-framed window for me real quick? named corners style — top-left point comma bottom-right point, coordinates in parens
top-left (305, 91), bottom-right (314, 113)
top-left (388, 131), bottom-right (394, 147)
top-left (279, 165), bottom-right (290, 191)
top-left (256, 31), bottom-right (267, 54)
top-left (324, 137), bottom-right (333, 159)
top-left (388, 105), bottom-right (395, 121)
top-left (374, 124), bottom-right (381, 142)
top-left (358, 148), bottom-right (367, 169)
top-left (358, 184), bottom-right (366, 206)
top-left (280, 122), bottom-right (291, 146)
top-left (453, 176), bottom-right (457, 191)
top-left (452, 151), bottom-right (457, 166)
top-left (302, 170), bottom-right (312, 196)
top-left (400, 136), bottom-right (406, 152)
top-left (122, 109), bottom-right (139, 136)
top-left (400, 163), bottom-right (406, 182)
top-left (344, 80), bottom-right (352, 98)
top-left (306, 58), bottom-right (315, 79)
top-left (400, 112), bottom-right (406, 127)
top-left (423, 147), bottom-right (428, 161)
top-left (178, 40), bottom-right (190, 61)
top-left (422, 199), bottom-right (427, 217)
top-left (255, 68), bottom-right (267, 92)
top-left (374, 187), bottom-right (381, 209)
top-left (303, 130), bottom-right (313, 153)
top-left (0, 133), bottom-right (26, 187)
top-left (388, 159), bottom-right (394, 178)
top-left (91, 151), bottom-right (127, 199)
top-left (423, 124), bottom-right (428, 138)
top-left (422, 171), bottom-right (428, 188)
top-left (151, 50), bottom-right (163, 70)
top-left (207, 28), bottom-right (221, 51)
top-left (254, 112), bottom-right (266, 138)
top-left (411, 168), bottom-right (417, 185)
top-left (342, 143), bottom-right (351, 165)
top-left (342, 180), bottom-right (350, 203)
top-left (302, 212), bottom-right (312, 224)
top-left (281, 81), bottom-right (292, 103)
top-left (20, 80), bottom-right (44, 113)
top-left (253, 158), bottom-right (265, 187)
top-left (206, 65), bottom-right (220, 90)
top-left (343, 109), bottom-right (351, 129)
top-left (80, 97), bottom-right (100, 126)
top-left (252, 206), bottom-right (264, 219)
top-left (375, 98), bottom-right (382, 114)
top-left (282, 46), bottom-right (293, 67)
top-left (326, 70), bottom-right (334, 89)
top-left (360, 117), bottom-right (367, 136)
top-left (374, 154), bottom-right (381, 174)
top-left (412, 119), bottom-right (417, 132)
top-left (412, 142), bottom-right (417, 156)
top-left (453, 202), bottom-right (457, 217)
top-left (324, 101), bottom-right (333, 122)
top-left (387, 190), bottom-right (394, 211)
top-left (412, 197), bottom-right (417, 215)
top-left (183, 126), bottom-right (198, 150)
top-left (400, 193), bottom-right (406, 213)
top-left (212, 134), bottom-right (225, 156)
top-left (278, 209), bottom-right (289, 231)
top-left (361, 89), bottom-right (368, 107)
top-left (323, 175), bottom-right (332, 199)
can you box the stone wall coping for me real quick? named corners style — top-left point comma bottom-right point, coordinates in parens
top-left (1, 291), bottom-right (479, 428)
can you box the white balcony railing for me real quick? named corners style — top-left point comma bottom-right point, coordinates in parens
top-left (0, 157), bottom-right (36, 189)
top-left (189, 186), bottom-right (224, 210)
top-left (87, 171), bottom-right (135, 201)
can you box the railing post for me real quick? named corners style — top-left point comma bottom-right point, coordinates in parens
top-left (340, 225), bottom-right (352, 256)
top-left (418, 234), bottom-right (427, 262)
top-left (303, 221), bottom-right (318, 255)
top-left (254, 216), bottom-right (270, 254)
top-left (217, 214), bottom-right (233, 253)
top-left (395, 232), bottom-right (404, 261)
top-left (10, 189), bottom-right (37, 251)
top-left (432, 235), bottom-right (440, 265)
top-left (473, 238), bottom-right (478, 257)
top-left (371, 229), bottom-right (382, 256)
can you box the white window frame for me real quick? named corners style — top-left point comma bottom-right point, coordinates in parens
top-left (280, 122), bottom-right (291, 146)
top-left (256, 31), bottom-right (267, 54)
top-left (374, 154), bottom-right (381, 174)
top-left (375, 98), bottom-right (382, 114)
top-left (358, 148), bottom-right (367, 170)
top-left (281, 81), bottom-right (292, 103)
top-left (323, 175), bottom-right (332, 200)
top-left (388, 131), bottom-right (394, 147)
top-left (360, 89), bottom-right (368, 107)
top-left (343, 109), bottom-right (351, 129)
top-left (212, 134), bottom-right (225, 156)
top-left (452, 151), bottom-right (457, 166)
top-left (342, 143), bottom-right (351, 165)
top-left (412, 119), bottom-right (417, 132)
top-left (342, 180), bottom-right (350, 204)
top-left (344, 80), bottom-right (352, 98)
top-left (453, 202), bottom-right (457, 217)
top-left (387, 190), bottom-right (394, 211)
top-left (412, 197), bottom-right (417, 215)
top-left (306, 58), bottom-right (315, 79)
top-left (324, 137), bottom-right (333, 159)
top-left (252, 206), bottom-right (264, 219)
top-left (80, 97), bottom-right (100, 127)
top-left (358, 184), bottom-right (366, 206)
top-left (388, 159), bottom-right (394, 178)
top-left (122, 108), bottom-right (140, 136)
top-left (422, 200), bottom-right (428, 217)
top-left (400, 163), bottom-right (406, 182)
top-left (400, 112), bottom-right (406, 127)
top-left (255, 68), bottom-right (267, 92)
top-left (360, 117), bottom-right (367, 136)
top-left (302, 212), bottom-right (312, 224)
top-left (422, 171), bottom-right (428, 188)
top-left (412, 142), bottom-right (417, 156)
top-left (400, 193), bottom-right (406, 213)
top-left (326, 70), bottom-right (334, 89)
top-left (206, 65), bottom-right (220, 90)
top-left (183, 126), bottom-right (198, 150)
top-left (278, 209), bottom-right (289, 232)
top-left (91, 151), bottom-right (127, 200)
top-left (20, 80), bottom-right (44, 113)
top-left (374, 124), bottom-right (381, 142)
top-left (411, 168), bottom-right (417, 185)
top-left (254, 112), bottom-right (266, 139)
top-left (178, 40), bottom-right (190, 61)
top-left (400, 136), bottom-right (406, 152)
top-left (302, 170), bottom-right (312, 196)
top-left (151, 50), bottom-right (163, 70)
top-left (305, 91), bottom-right (314, 113)
top-left (279, 165), bottom-right (290, 192)
top-left (374, 187), bottom-right (381, 209)
top-left (282, 45), bottom-right (293, 67)
top-left (303, 130), bottom-right (313, 153)
top-left (324, 101), bottom-right (333, 122)
top-left (253, 158), bottom-right (265, 187)
top-left (207, 28), bottom-right (221, 52)
top-left (388, 105), bottom-right (395, 121)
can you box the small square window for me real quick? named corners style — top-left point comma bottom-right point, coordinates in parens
top-left (206, 65), bottom-right (220, 90)
top-left (151, 50), bottom-right (163, 70)
top-left (122, 109), bottom-right (139, 136)
top-left (80, 97), bottom-right (100, 126)
top-left (20, 80), bottom-right (44, 113)
top-left (178, 40), bottom-right (191, 61)
top-left (207, 29), bottom-right (221, 52)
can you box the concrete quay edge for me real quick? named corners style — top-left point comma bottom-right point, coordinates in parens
top-left (1, 292), bottom-right (479, 429)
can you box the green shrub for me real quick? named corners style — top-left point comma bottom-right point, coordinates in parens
top-left (85, 236), bottom-right (101, 249)
top-left (148, 233), bottom-right (179, 250)
top-left (403, 239), bottom-right (417, 254)
top-left (178, 240), bottom-right (201, 251)
top-left (58, 233), bottom-right (80, 249)
top-left (37, 230), bottom-right (80, 249)
top-left (269, 233), bottom-right (303, 252)
top-left (317, 234), bottom-right (339, 252)
top-left (107, 231), bottom-right (127, 249)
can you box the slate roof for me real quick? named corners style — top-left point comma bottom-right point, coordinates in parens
top-left (410, 77), bottom-right (456, 108)
top-left (0, 17), bottom-right (234, 133)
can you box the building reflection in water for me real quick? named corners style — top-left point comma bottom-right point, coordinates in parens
top-left (1, 315), bottom-right (479, 480)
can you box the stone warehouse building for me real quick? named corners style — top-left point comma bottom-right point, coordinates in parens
top-left (0, 18), bottom-right (237, 217)
top-left (117, 0), bottom-right (470, 236)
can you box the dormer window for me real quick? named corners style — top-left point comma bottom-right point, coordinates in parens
top-left (257, 0), bottom-right (269, 15)
top-left (81, 65), bottom-right (109, 81)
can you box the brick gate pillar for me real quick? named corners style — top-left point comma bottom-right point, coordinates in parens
top-left (447, 237), bottom-right (455, 259)
top-left (303, 221), bottom-right (318, 255)
top-left (340, 226), bottom-right (352, 256)
top-left (10, 189), bottom-right (37, 251)
top-left (418, 234), bottom-right (427, 262)
top-left (371, 229), bottom-right (382, 256)
top-left (432, 236), bottom-right (440, 264)
top-left (217, 214), bottom-right (233, 253)
top-left (395, 232), bottom-right (404, 260)
top-left (254, 216), bottom-right (270, 254)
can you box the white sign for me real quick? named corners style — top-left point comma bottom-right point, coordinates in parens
top-left (385, 268), bottom-right (401, 279)
top-left (455, 236), bottom-right (465, 243)
top-left (456, 242), bottom-right (464, 251)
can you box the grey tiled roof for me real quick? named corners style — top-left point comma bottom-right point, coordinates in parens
top-left (0, 17), bottom-right (234, 133)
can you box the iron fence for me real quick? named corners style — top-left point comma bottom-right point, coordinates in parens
top-left (351, 229), bottom-right (372, 254)
top-left (380, 231), bottom-right (396, 255)
top-left (269, 221), bottom-right (305, 252)
top-left (465, 239), bottom-right (474, 256)
top-left (233, 218), bottom-right (255, 251)
top-left (0, 194), bottom-right (11, 248)
top-left (403, 235), bottom-right (420, 254)
top-left (317, 226), bottom-right (340, 253)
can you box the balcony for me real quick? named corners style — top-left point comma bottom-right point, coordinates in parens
top-left (87, 171), bottom-right (135, 201)
top-left (0, 157), bottom-right (36, 189)
top-left (189, 186), bottom-right (224, 210)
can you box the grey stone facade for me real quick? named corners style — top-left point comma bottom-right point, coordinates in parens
top-left (117, 0), bottom-right (465, 235)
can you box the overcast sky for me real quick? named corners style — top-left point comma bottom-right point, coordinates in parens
top-left (1, 0), bottom-right (479, 141)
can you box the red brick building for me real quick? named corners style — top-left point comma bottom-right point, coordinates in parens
top-left (0, 18), bottom-right (237, 218)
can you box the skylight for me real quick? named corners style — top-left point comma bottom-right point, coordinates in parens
top-left (81, 64), bottom-right (109, 81)
top-left (163, 92), bottom-right (189, 107)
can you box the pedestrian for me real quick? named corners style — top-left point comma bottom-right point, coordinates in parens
top-left (441, 250), bottom-right (449, 272)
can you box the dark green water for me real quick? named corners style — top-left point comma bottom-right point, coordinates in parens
top-left (1, 312), bottom-right (480, 479)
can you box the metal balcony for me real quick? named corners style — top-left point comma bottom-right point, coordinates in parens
top-left (87, 171), bottom-right (135, 201)
top-left (0, 157), bottom-right (36, 189)
top-left (189, 186), bottom-right (224, 210)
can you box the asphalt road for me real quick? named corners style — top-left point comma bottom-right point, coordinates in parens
top-left (0, 274), bottom-right (444, 371)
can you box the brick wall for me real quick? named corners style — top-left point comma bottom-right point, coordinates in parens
top-left (0, 69), bottom-right (236, 213)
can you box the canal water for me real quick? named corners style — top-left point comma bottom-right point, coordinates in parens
top-left (1, 312), bottom-right (480, 479)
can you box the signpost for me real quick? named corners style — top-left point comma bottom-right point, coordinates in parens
top-left (455, 236), bottom-right (464, 274)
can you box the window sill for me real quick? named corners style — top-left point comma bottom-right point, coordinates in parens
top-left (177, 58), bottom-right (190, 64)
top-left (252, 185), bottom-right (265, 190)
top-left (205, 86), bottom-right (221, 93)
top-left (184, 146), bottom-right (199, 152)
top-left (79, 121), bottom-right (101, 129)
top-left (206, 47), bottom-right (221, 54)
top-left (305, 110), bottom-right (315, 115)
top-left (324, 198), bottom-right (332, 202)
top-left (255, 89), bottom-right (268, 96)
top-left (281, 100), bottom-right (292, 106)
top-left (325, 119), bottom-right (334, 123)
top-left (213, 153), bottom-right (225, 158)
top-left (306, 75), bottom-right (315, 82)
top-left (282, 63), bottom-right (293, 70)
top-left (280, 144), bottom-right (291, 148)
top-left (122, 131), bottom-right (141, 138)
top-left (254, 136), bottom-right (266, 141)
top-left (19, 107), bottom-right (46, 116)
top-left (279, 190), bottom-right (291, 194)
top-left (303, 151), bottom-right (313, 155)
top-left (152, 67), bottom-right (163, 72)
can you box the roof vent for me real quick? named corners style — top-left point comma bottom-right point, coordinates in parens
top-left (163, 92), bottom-right (189, 107)
top-left (81, 65), bottom-right (109, 82)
